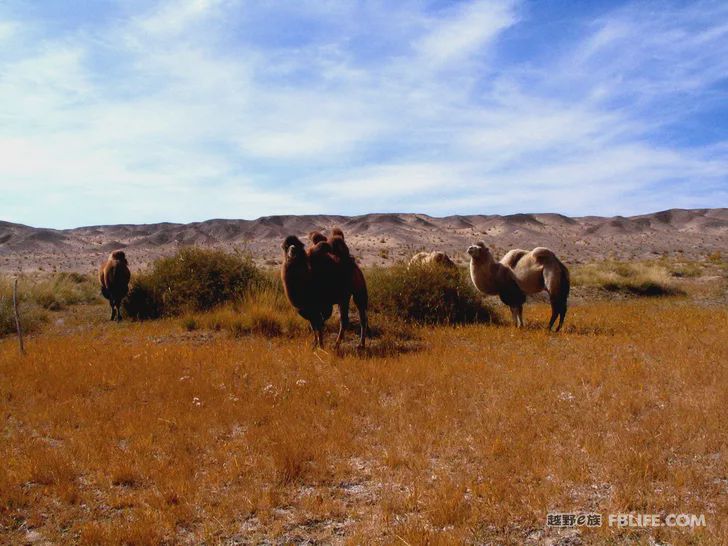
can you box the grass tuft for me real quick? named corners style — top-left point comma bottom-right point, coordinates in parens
top-left (572, 261), bottom-right (685, 296)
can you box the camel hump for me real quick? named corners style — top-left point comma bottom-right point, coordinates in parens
top-left (531, 247), bottom-right (557, 264)
top-left (308, 231), bottom-right (327, 244)
top-left (308, 240), bottom-right (333, 257)
top-left (329, 228), bottom-right (351, 261)
top-left (500, 249), bottom-right (528, 268)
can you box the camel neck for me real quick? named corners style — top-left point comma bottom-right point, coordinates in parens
top-left (470, 257), bottom-right (500, 295)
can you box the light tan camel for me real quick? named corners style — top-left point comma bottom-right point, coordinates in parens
top-left (500, 247), bottom-right (570, 331)
top-left (467, 242), bottom-right (526, 327)
top-left (409, 251), bottom-right (457, 268)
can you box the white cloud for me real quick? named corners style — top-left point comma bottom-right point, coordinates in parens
top-left (0, 0), bottom-right (725, 228)
top-left (135, 0), bottom-right (229, 37)
top-left (416, 0), bottom-right (517, 65)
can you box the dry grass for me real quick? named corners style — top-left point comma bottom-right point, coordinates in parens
top-left (1, 296), bottom-right (727, 544)
top-left (27, 272), bottom-right (100, 311)
top-left (0, 276), bottom-right (50, 336)
top-left (179, 284), bottom-right (307, 339)
top-left (572, 261), bottom-right (686, 296)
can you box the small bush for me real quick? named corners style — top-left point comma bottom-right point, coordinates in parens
top-left (367, 263), bottom-right (497, 325)
top-left (0, 277), bottom-right (49, 336)
top-left (29, 272), bottom-right (100, 311)
top-left (707, 251), bottom-right (722, 265)
top-left (181, 316), bottom-right (198, 331)
top-left (123, 275), bottom-right (162, 320)
top-left (667, 262), bottom-right (702, 278)
top-left (123, 247), bottom-right (264, 319)
top-left (573, 262), bottom-right (684, 296)
top-left (247, 309), bottom-right (283, 337)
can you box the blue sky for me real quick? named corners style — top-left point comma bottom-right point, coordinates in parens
top-left (0, 0), bottom-right (726, 228)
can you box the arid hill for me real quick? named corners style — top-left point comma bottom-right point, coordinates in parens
top-left (1, 209), bottom-right (726, 273)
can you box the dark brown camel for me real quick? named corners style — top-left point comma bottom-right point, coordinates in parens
top-left (99, 250), bottom-right (131, 322)
top-left (280, 228), bottom-right (368, 349)
top-left (307, 228), bottom-right (368, 349)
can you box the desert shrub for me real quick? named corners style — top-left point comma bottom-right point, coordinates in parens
top-left (706, 251), bottom-right (722, 265)
top-left (367, 263), bottom-right (498, 325)
top-left (29, 272), bottom-right (100, 311)
top-left (123, 247), bottom-right (264, 319)
top-left (123, 274), bottom-right (162, 320)
top-left (175, 272), bottom-right (307, 338)
top-left (572, 262), bottom-right (684, 296)
top-left (667, 261), bottom-right (703, 278)
top-left (0, 277), bottom-right (49, 336)
top-left (181, 316), bottom-right (199, 331)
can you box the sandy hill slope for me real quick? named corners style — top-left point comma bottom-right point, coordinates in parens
top-left (1, 209), bottom-right (726, 273)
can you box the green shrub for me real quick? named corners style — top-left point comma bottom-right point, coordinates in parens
top-left (123, 274), bottom-right (163, 320)
top-left (367, 263), bottom-right (498, 325)
top-left (123, 247), bottom-right (264, 319)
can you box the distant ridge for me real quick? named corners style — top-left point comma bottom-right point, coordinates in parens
top-left (1, 209), bottom-right (726, 272)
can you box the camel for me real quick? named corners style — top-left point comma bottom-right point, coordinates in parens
top-left (281, 235), bottom-right (328, 346)
top-left (307, 228), bottom-right (368, 348)
top-left (467, 242), bottom-right (526, 327)
top-left (500, 247), bottom-right (570, 331)
top-left (99, 250), bottom-right (131, 322)
top-left (409, 251), bottom-right (456, 269)
top-left (281, 228), bottom-right (368, 348)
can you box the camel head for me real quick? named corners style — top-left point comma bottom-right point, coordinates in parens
top-left (282, 235), bottom-right (306, 261)
top-left (467, 241), bottom-right (491, 262)
top-left (110, 250), bottom-right (127, 263)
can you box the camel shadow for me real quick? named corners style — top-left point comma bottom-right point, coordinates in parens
top-left (521, 322), bottom-right (617, 336)
top-left (328, 321), bottom-right (426, 358)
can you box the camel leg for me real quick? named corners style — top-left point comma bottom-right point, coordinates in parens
top-left (556, 304), bottom-right (567, 332)
top-left (517, 305), bottom-right (524, 328)
top-left (548, 304), bottom-right (559, 331)
top-left (510, 307), bottom-right (520, 328)
top-left (109, 301), bottom-right (116, 321)
top-left (309, 315), bottom-right (325, 349)
top-left (352, 276), bottom-right (368, 349)
top-left (357, 307), bottom-right (368, 349)
top-left (310, 324), bottom-right (324, 349)
top-left (548, 296), bottom-right (567, 332)
top-left (335, 298), bottom-right (350, 348)
top-left (116, 302), bottom-right (123, 322)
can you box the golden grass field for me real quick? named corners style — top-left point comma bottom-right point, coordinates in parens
top-left (1, 263), bottom-right (727, 545)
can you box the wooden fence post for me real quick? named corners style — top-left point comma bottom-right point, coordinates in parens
top-left (13, 277), bottom-right (25, 355)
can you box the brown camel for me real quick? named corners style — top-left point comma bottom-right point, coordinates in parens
top-left (281, 228), bottom-right (368, 349)
top-left (99, 250), bottom-right (131, 322)
top-left (307, 228), bottom-right (368, 349)
top-left (281, 235), bottom-right (329, 347)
